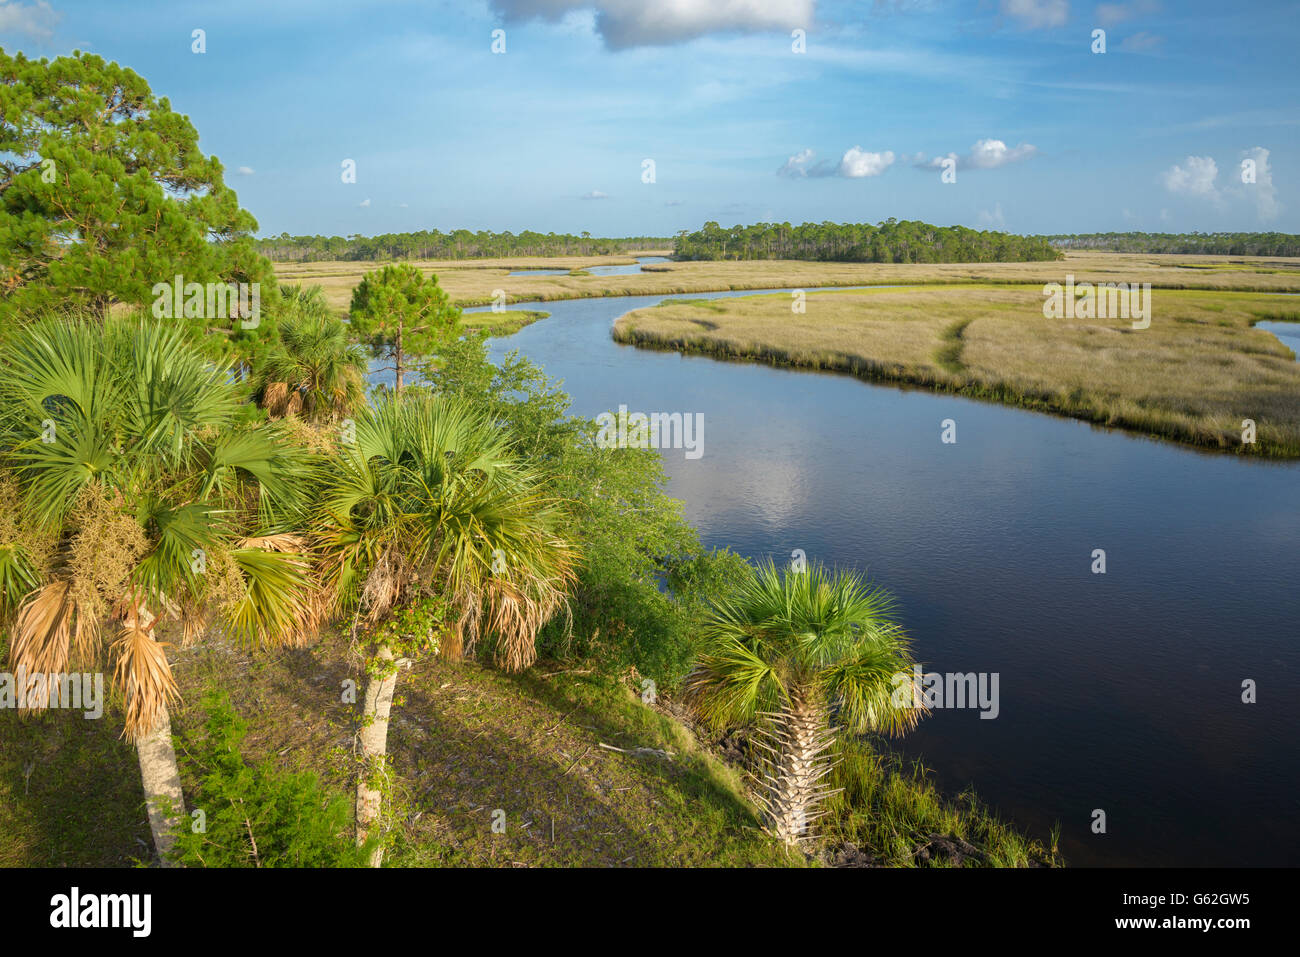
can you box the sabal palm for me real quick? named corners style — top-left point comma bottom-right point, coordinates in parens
top-left (313, 392), bottom-right (576, 863)
top-left (256, 284), bottom-right (365, 422)
top-left (0, 316), bottom-right (318, 859)
top-left (684, 560), bottom-right (927, 845)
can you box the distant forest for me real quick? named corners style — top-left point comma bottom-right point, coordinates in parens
top-left (1043, 232), bottom-right (1300, 257)
top-left (672, 220), bottom-right (1063, 263)
top-left (254, 230), bottom-right (673, 262)
top-left (254, 225), bottom-right (1300, 265)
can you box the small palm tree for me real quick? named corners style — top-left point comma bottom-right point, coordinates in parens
top-left (0, 316), bottom-right (318, 862)
top-left (684, 560), bottom-right (927, 846)
top-left (313, 392), bottom-right (576, 864)
top-left (255, 284), bottom-right (365, 422)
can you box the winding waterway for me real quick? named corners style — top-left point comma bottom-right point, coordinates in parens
top-left (384, 284), bottom-right (1300, 866)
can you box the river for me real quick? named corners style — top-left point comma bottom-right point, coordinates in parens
top-left (382, 282), bottom-right (1300, 866)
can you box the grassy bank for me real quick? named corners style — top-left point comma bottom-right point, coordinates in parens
top-left (612, 285), bottom-right (1300, 458)
top-left (274, 252), bottom-right (1300, 314)
top-left (0, 627), bottom-right (1058, 867)
top-left (461, 309), bottom-right (550, 337)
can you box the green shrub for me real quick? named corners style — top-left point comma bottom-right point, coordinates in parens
top-left (168, 690), bottom-right (372, 867)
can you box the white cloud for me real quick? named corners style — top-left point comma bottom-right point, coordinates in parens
top-left (916, 138), bottom-right (1039, 171)
top-left (1119, 31), bottom-right (1163, 52)
top-left (1161, 156), bottom-right (1218, 198)
top-left (978, 202), bottom-right (1006, 228)
top-left (1001, 0), bottom-right (1067, 29)
top-left (777, 147), bottom-right (816, 177)
top-left (839, 146), bottom-right (894, 178)
top-left (1096, 0), bottom-right (1160, 27)
top-left (235, 166), bottom-right (255, 176)
top-left (0, 0), bottom-right (60, 39)
top-left (358, 198), bottom-right (371, 207)
top-left (489, 0), bottom-right (814, 49)
top-left (778, 146), bottom-right (894, 178)
top-left (1241, 147), bottom-right (1279, 221)
top-left (580, 189), bottom-right (608, 199)
top-left (664, 199), bottom-right (686, 206)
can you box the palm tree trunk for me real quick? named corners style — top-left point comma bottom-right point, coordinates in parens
top-left (756, 686), bottom-right (839, 846)
top-left (136, 703), bottom-right (184, 866)
top-left (356, 643), bottom-right (397, 866)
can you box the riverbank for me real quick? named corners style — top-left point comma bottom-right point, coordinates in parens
top-left (612, 285), bottom-right (1300, 458)
top-left (275, 252), bottom-right (1300, 314)
top-left (0, 628), bottom-right (1058, 867)
top-left (461, 309), bottom-right (550, 337)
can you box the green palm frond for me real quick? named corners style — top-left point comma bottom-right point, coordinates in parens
top-left (687, 560), bottom-right (924, 734)
top-left (224, 545), bottom-right (314, 647)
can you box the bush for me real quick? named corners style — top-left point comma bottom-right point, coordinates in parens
top-left (168, 690), bottom-right (372, 867)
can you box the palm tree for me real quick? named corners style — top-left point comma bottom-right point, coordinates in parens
top-left (313, 392), bottom-right (576, 865)
top-left (0, 316), bottom-right (318, 863)
top-left (684, 560), bottom-right (928, 846)
top-left (255, 285), bottom-right (366, 422)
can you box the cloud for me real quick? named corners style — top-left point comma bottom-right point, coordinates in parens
top-left (978, 202), bottom-right (1006, 228)
top-left (580, 189), bottom-right (608, 199)
top-left (915, 138), bottom-right (1039, 171)
top-left (839, 146), bottom-right (894, 177)
top-left (235, 166), bottom-right (255, 176)
top-left (488, 0), bottom-right (814, 50)
top-left (778, 146), bottom-right (894, 178)
top-left (1000, 0), bottom-right (1067, 29)
top-left (358, 198), bottom-right (371, 207)
top-left (1160, 156), bottom-right (1218, 198)
top-left (1118, 31), bottom-right (1163, 52)
top-left (1095, 0), bottom-right (1159, 27)
top-left (664, 199), bottom-right (686, 206)
top-left (1240, 147), bottom-right (1279, 221)
top-left (0, 0), bottom-right (60, 39)
top-left (777, 147), bottom-right (816, 177)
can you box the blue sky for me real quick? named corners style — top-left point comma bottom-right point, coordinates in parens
top-left (3, 0), bottom-right (1296, 237)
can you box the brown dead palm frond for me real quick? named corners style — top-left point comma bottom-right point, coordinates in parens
top-left (10, 580), bottom-right (75, 710)
top-left (71, 609), bottom-right (101, 663)
top-left (263, 381), bottom-right (290, 418)
top-left (179, 601), bottom-right (210, 647)
top-left (359, 549), bottom-right (406, 628)
top-left (237, 533), bottom-right (306, 553)
top-left (112, 623), bottom-right (180, 742)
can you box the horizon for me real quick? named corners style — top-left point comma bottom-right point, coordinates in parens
top-left (2, 0), bottom-right (1296, 239)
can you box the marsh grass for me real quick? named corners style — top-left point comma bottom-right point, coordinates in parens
top-left (613, 285), bottom-right (1300, 457)
top-left (460, 309), bottom-right (550, 337)
top-left (822, 737), bottom-right (1060, 867)
top-left (275, 252), bottom-right (1300, 314)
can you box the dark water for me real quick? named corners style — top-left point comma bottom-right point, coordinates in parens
top-left (509, 255), bottom-right (669, 277)
top-left (385, 287), bottom-right (1300, 867)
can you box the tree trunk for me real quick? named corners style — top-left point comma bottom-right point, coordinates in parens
top-left (356, 643), bottom-right (397, 866)
top-left (755, 686), bottom-right (839, 846)
top-left (394, 322), bottom-right (404, 395)
top-left (136, 703), bottom-right (185, 866)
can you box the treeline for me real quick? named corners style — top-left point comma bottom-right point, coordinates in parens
top-left (1045, 232), bottom-right (1300, 257)
top-left (673, 220), bottom-right (1062, 263)
top-left (255, 229), bottom-right (674, 262)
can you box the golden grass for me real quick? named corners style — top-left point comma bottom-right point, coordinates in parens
top-left (612, 285), bottom-right (1300, 457)
top-left (273, 251), bottom-right (1300, 314)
